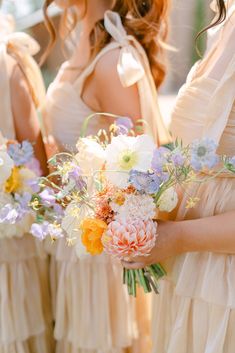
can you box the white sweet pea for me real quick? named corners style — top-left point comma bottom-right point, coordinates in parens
top-left (105, 134), bottom-right (155, 188)
top-left (157, 187), bottom-right (178, 212)
top-left (0, 151), bottom-right (14, 187)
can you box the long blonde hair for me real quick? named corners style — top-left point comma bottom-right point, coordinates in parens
top-left (41, 0), bottom-right (169, 87)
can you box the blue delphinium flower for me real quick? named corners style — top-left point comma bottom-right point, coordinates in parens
top-left (129, 170), bottom-right (161, 194)
top-left (191, 138), bottom-right (219, 171)
top-left (7, 141), bottom-right (34, 166)
top-left (116, 117), bottom-right (134, 135)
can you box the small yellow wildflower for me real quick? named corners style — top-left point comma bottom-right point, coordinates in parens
top-left (186, 197), bottom-right (200, 209)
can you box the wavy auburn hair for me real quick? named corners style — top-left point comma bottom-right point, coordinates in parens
top-left (41, 0), bottom-right (169, 88)
top-left (198, 0), bottom-right (227, 37)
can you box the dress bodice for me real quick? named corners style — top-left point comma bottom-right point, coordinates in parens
top-left (45, 10), bottom-right (170, 151)
top-left (171, 0), bottom-right (235, 157)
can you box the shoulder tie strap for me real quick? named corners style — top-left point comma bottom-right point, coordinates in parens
top-left (75, 10), bottom-right (171, 145)
top-left (104, 10), bottom-right (145, 87)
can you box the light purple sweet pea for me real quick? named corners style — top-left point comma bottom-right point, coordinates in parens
top-left (129, 170), bottom-right (161, 194)
top-left (7, 141), bottom-right (34, 166)
top-left (31, 221), bottom-right (49, 240)
top-left (0, 204), bottom-right (19, 224)
top-left (68, 165), bottom-right (86, 190)
top-left (39, 188), bottom-right (56, 207)
top-left (191, 138), bottom-right (219, 171)
top-left (15, 192), bottom-right (31, 210)
top-left (151, 147), bottom-right (169, 174)
top-left (25, 157), bottom-right (42, 176)
top-left (48, 224), bottom-right (64, 239)
top-left (53, 203), bottom-right (65, 218)
top-left (27, 179), bottom-right (41, 193)
top-left (116, 117), bottom-right (134, 135)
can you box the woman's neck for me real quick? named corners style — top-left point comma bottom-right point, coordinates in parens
top-left (81, 0), bottom-right (112, 37)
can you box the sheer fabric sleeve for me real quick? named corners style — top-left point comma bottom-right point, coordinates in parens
top-left (201, 8), bottom-right (235, 143)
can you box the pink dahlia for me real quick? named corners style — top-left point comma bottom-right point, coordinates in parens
top-left (102, 218), bottom-right (157, 259)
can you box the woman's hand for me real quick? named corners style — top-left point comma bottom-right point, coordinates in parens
top-left (122, 210), bottom-right (235, 269)
top-left (122, 220), bottom-right (184, 269)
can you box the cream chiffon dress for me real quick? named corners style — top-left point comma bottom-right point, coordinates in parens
top-left (152, 1), bottom-right (235, 352)
top-left (0, 15), bottom-right (53, 353)
top-left (44, 10), bottom-right (169, 353)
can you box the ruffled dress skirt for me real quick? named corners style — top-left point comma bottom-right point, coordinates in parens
top-left (152, 175), bottom-right (235, 353)
top-left (0, 235), bottom-right (54, 353)
top-left (48, 239), bottom-right (151, 353)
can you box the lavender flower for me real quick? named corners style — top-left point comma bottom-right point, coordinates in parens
top-left (151, 147), bottom-right (169, 174)
top-left (68, 165), bottom-right (86, 190)
top-left (191, 138), bottom-right (219, 171)
top-left (170, 149), bottom-right (186, 167)
top-left (129, 170), bottom-right (161, 194)
top-left (116, 117), bottom-right (134, 135)
top-left (7, 141), bottom-right (34, 166)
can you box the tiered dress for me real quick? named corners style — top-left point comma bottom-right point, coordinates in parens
top-left (0, 14), bottom-right (53, 353)
top-left (152, 1), bottom-right (235, 352)
top-left (44, 10), bottom-right (169, 353)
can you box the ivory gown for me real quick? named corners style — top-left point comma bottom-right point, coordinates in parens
top-left (44, 10), bottom-right (169, 353)
top-left (152, 1), bottom-right (235, 352)
top-left (0, 14), bottom-right (53, 353)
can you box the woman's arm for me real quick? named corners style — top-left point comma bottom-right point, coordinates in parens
top-left (10, 64), bottom-right (48, 175)
top-left (123, 210), bottom-right (235, 269)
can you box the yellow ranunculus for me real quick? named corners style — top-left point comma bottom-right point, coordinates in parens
top-left (81, 218), bottom-right (107, 255)
top-left (4, 166), bottom-right (21, 193)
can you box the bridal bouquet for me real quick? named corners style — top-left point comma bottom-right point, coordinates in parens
top-left (0, 134), bottom-right (43, 238)
top-left (28, 117), bottom-right (235, 296)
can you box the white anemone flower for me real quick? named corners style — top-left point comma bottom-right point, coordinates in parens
top-left (105, 134), bottom-right (155, 188)
top-left (75, 138), bottom-right (106, 176)
top-left (0, 151), bottom-right (14, 187)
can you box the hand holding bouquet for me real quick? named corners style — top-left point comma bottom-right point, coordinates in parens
top-left (26, 117), bottom-right (235, 296)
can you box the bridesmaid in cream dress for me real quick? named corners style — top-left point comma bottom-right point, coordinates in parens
top-left (42, 0), bottom-right (170, 352)
top-left (0, 8), bottom-right (53, 353)
top-left (124, 0), bottom-right (235, 352)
